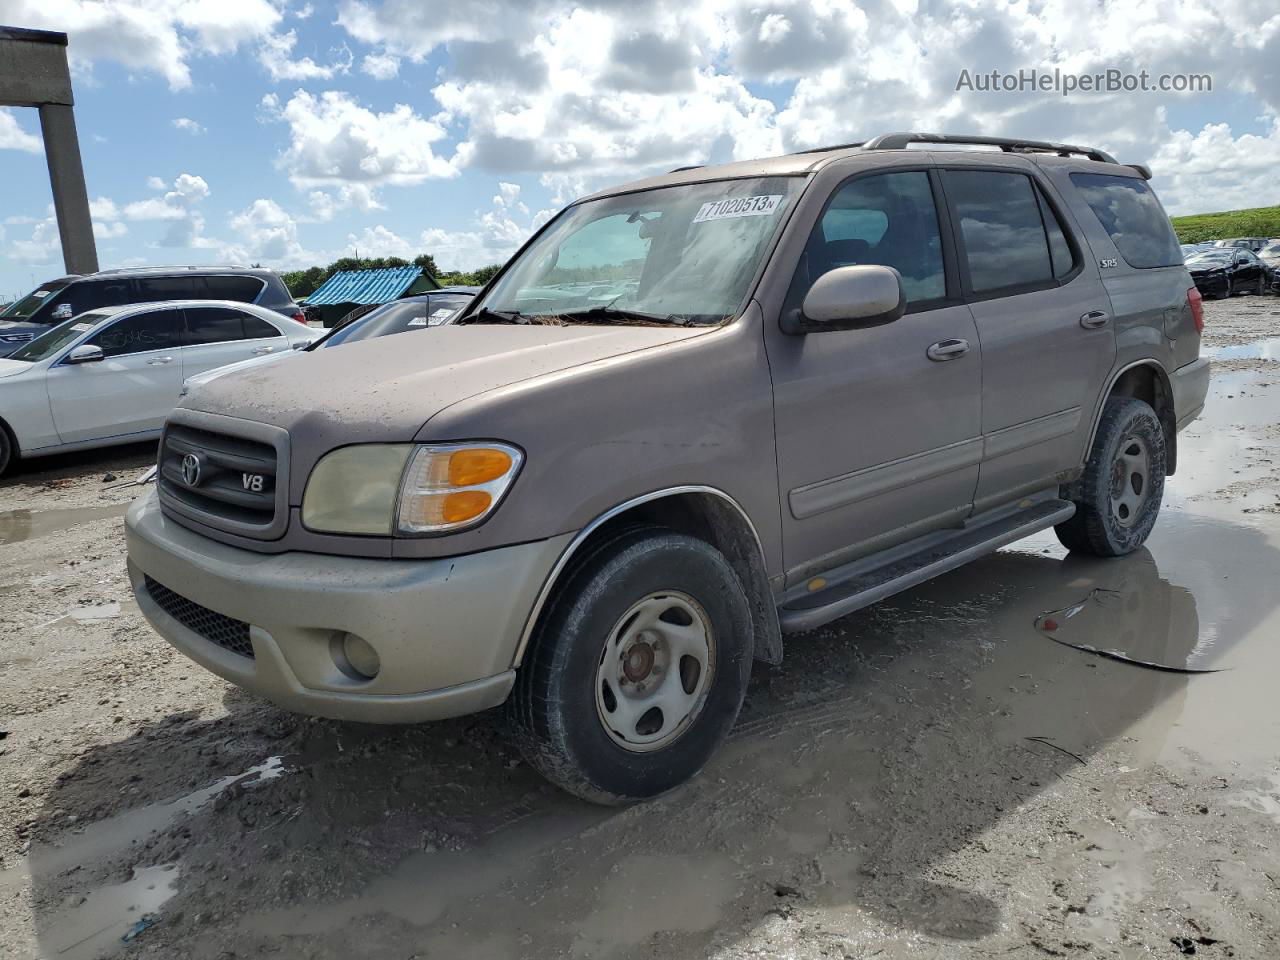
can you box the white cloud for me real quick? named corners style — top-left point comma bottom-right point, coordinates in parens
top-left (416, 182), bottom-right (552, 270)
top-left (173, 117), bottom-right (207, 135)
top-left (260, 90), bottom-right (460, 187)
top-left (0, 108), bottom-right (42, 154)
top-left (258, 29), bottom-right (354, 82)
top-left (327, 0), bottom-right (1280, 212)
top-left (360, 52), bottom-right (401, 80)
top-left (2, 0), bottom-right (284, 90)
top-left (307, 183), bottom-right (384, 221)
top-left (122, 174), bottom-right (211, 247)
top-left (1151, 118), bottom-right (1280, 214)
top-left (293, 2), bottom-right (315, 18)
top-left (222, 198), bottom-right (316, 264)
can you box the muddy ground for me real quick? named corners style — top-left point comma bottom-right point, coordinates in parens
top-left (2, 296), bottom-right (1279, 960)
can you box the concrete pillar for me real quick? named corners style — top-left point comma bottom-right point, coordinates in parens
top-left (38, 102), bottom-right (98, 275)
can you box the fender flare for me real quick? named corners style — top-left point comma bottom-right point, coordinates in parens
top-left (511, 485), bottom-right (783, 667)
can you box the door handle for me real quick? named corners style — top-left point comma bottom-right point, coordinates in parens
top-left (1080, 310), bottom-right (1110, 329)
top-left (147, 356), bottom-right (174, 365)
top-left (926, 338), bottom-right (970, 362)
top-left (251, 346), bottom-right (275, 355)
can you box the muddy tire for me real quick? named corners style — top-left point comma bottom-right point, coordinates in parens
top-left (508, 525), bottom-right (753, 805)
top-left (0, 424), bottom-right (13, 477)
top-left (1055, 396), bottom-right (1166, 557)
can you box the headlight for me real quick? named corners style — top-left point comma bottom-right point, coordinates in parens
top-left (302, 444), bottom-right (414, 535)
top-left (396, 442), bottom-right (523, 535)
top-left (300, 442), bottom-right (522, 536)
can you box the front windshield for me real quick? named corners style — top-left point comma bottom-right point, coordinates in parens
top-left (9, 313), bottom-right (105, 362)
top-left (1187, 250), bottom-right (1230, 264)
top-left (1, 279), bottom-right (72, 321)
top-left (472, 176), bottom-right (803, 325)
top-left (316, 297), bottom-right (468, 348)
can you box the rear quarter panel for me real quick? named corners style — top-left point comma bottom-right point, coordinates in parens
top-left (1039, 161), bottom-right (1196, 461)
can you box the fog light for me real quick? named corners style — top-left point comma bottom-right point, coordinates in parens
top-left (337, 632), bottom-right (380, 680)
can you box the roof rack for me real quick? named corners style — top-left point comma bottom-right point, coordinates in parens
top-left (860, 132), bottom-right (1118, 164)
top-left (93, 264), bottom-right (252, 275)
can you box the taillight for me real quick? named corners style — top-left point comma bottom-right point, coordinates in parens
top-left (1187, 286), bottom-right (1204, 334)
top-left (291, 310), bottom-right (308, 326)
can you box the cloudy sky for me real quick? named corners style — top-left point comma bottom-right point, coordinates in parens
top-left (1, 0), bottom-right (1278, 299)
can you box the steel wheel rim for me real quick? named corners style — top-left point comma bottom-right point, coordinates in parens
top-left (594, 591), bottom-right (715, 753)
top-left (1109, 435), bottom-right (1150, 527)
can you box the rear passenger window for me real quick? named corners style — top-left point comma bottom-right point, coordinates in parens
top-left (136, 276), bottom-right (200, 301)
top-left (800, 171), bottom-right (947, 307)
top-left (242, 313), bottom-right (281, 339)
top-left (1069, 173), bottom-right (1182, 268)
top-left (89, 309), bottom-right (183, 357)
top-left (204, 276), bottom-right (266, 302)
top-left (945, 170), bottom-right (1057, 294)
top-left (184, 307), bottom-right (249, 345)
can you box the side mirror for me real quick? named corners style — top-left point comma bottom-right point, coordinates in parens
top-left (65, 344), bottom-right (104, 365)
top-left (801, 265), bottom-right (906, 329)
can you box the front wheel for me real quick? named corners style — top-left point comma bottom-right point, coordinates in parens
top-left (508, 526), bottom-right (753, 804)
top-left (1055, 396), bottom-right (1166, 556)
top-left (0, 427), bottom-right (12, 477)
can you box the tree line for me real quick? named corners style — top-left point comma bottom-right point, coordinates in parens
top-left (280, 254), bottom-right (503, 298)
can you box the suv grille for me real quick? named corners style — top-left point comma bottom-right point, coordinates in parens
top-left (159, 423), bottom-right (278, 530)
top-left (144, 575), bottom-right (254, 659)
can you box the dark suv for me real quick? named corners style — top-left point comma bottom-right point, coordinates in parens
top-left (0, 266), bottom-right (303, 357)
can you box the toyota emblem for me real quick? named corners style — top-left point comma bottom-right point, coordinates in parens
top-left (181, 453), bottom-right (203, 487)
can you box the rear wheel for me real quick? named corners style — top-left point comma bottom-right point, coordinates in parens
top-left (1258, 274), bottom-right (1268, 296)
top-left (1055, 396), bottom-right (1166, 556)
top-left (0, 426), bottom-right (13, 477)
top-left (508, 525), bottom-right (753, 804)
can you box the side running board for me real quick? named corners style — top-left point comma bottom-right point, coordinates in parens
top-left (777, 498), bottom-right (1076, 633)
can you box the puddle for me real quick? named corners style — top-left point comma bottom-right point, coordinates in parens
top-left (3, 757), bottom-right (287, 892)
top-left (0, 503), bottom-right (129, 546)
top-left (1034, 588), bottom-right (1221, 673)
top-left (1203, 337), bottom-right (1280, 361)
top-left (40, 863), bottom-right (179, 960)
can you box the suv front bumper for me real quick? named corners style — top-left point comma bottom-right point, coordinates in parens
top-left (126, 491), bottom-right (571, 723)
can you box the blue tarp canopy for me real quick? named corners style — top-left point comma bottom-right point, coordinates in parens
top-left (303, 266), bottom-right (422, 306)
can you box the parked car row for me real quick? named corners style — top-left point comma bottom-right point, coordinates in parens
top-left (0, 283), bottom-right (477, 476)
top-left (0, 265), bottom-right (304, 357)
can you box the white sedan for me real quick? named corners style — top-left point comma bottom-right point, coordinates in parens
top-left (0, 300), bottom-right (313, 474)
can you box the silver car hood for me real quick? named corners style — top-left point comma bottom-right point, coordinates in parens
top-left (178, 323), bottom-right (707, 442)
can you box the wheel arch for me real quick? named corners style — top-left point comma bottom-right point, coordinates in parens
top-left (512, 486), bottom-right (783, 668)
top-left (1088, 360), bottom-right (1178, 475)
top-left (0, 413), bottom-right (19, 471)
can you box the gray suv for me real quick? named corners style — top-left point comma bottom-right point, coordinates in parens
top-left (126, 133), bottom-right (1210, 804)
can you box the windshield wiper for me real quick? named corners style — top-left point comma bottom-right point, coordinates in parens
top-left (462, 307), bottom-right (527, 325)
top-left (552, 306), bottom-right (696, 327)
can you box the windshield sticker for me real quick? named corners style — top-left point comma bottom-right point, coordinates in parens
top-left (33, 290), bottom-right (50, 298)
top-left (429, 308), bottom-right (456, 320)
top-left (407, 316), bottom-right (429, 327)
top-left (692, 195), bottom-right (783, 224)
top-left (72, 322), bottom-right (94, 331)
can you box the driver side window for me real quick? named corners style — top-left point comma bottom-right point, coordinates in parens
top-left (88, 309), bottom-right (183, 358)
top-left (796, 171), bottom-right (947, 308)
